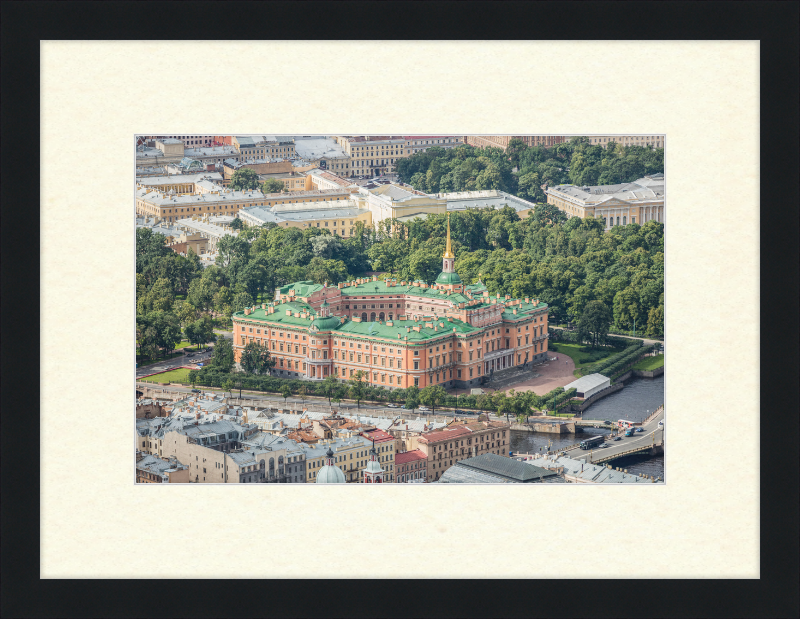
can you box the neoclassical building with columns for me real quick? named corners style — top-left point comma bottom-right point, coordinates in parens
top-left (232, 217), bottom-right (549, 390)
top-left (545, 173), bottom-right (664, 230)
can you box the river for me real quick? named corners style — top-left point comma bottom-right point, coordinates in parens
top-left (510, 375), bottom-right (665, 480)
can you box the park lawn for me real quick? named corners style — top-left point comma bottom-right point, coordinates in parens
top-left (631, 354), bottom-right (664, 371)
top-left (141, 367), bottom-right (193, 384)
top-left (549, 342), bottom-right (620, 376)
top-left (174, 340), bottom-right (208, 351)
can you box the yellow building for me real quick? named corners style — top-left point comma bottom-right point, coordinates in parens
top-left (333, 136), bottom-right (410, 177)
top-left (301, 435), bottom-right (391, 483)
top-left (238, 199), bottom-right (372, 237)
top-left (545, 173), bottom-right (664, 229)
top-left (578, 135), bottom-right (665, 149)
top-left (465, 135), bottom-right (566, 150)
top-left (361, 182), bottom-right (446, 227)
top-left (135, 182), bottom-right (353, 224)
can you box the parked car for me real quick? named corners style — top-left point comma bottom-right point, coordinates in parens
top-left (418, 406), bottom-right (431, 412)
top-left (191, 389), bottom-right (200, 393)
top-left (636, 427), bottom-right (643, 432)
top-left (455, 409), bottom-right (469, 415)
top-left (387, 403), bottom-right (399, 408)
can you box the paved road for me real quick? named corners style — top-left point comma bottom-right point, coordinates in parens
top-left (550, 326), bottom-right (663, 348)
top-left (136, 350), bottom-right (214, 379)
top-left (135, 332), bottom-right (232, 379)
top-left (565, 408), bottom-right (664, 463)
top-left (135, 381), bottom-right (482, 419)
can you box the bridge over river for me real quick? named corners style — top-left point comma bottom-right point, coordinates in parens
top-left (564, 407), bottom-right (664, 464)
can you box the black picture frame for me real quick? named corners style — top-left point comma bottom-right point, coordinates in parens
top-left (2, 2), bottom-right (797, 618)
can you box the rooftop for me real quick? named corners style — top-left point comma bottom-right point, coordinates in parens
top-left (547, 174), bottom-right (665, 204)
top-left (293, 137), bottom-right (348, 161)
top-left (564, 373), bottom-right (610, 392)
top-left (395, 449), bottom-right (427, 465)
top-left (527, 455), bottom-right (658, 483)
top-left (457, 453), bottom-right (559, 482)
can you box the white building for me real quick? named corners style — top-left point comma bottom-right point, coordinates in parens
top-left (563, 373), bottom-right (610, 399)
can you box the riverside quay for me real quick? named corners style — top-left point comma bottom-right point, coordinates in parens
top-left (232, 217), bottom-right (549, 389)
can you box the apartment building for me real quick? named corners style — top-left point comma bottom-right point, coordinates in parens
top-left (417, 419), bottom-right (512, 482)
top-left (465, 135), bottom-right (566, 150)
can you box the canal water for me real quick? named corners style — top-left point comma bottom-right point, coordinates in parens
top-left (510, 375), bottom-right (665, 480)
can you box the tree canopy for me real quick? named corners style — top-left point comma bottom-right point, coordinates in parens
top-left (229, 168), bottom-right (260, 191)
top-left (396, 138), bottom-right (664, 203)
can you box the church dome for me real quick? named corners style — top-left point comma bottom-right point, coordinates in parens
top-left (315, 448), bottom-right (346, 484)
top-left (435, 271), bottom-right (462, 285)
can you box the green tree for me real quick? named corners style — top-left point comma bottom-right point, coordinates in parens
top-left (261, 178), bottom-right (285, 194)
top-left (332, 386), bottom-right (347, 408)
top-left (420, 385), bottom-right (447, 415)
top-left (229, 218), bottom-right (244, 231)
top-left (239, 340), bottom-right (275, 375)
top-left (173, 299), bottom-right (197, 328)
top-left (578, 300), bottom-right (611, 348)
top-left (211, 335), bottom-right (235, 372)
top-left (404, 384), bottom-right (420, 413)
top-left (281, 384), bottom-right (294, 407)
top-left (222, 378), bottom-right (235, 398)
top-left (231, 291), bottom-right (255, 315)
top-left (229, 168), bottom-right (260, 191)
top-left (321, 372), bottom-right (340, 406)
top-left (297, 385), bottom-right (309, 408)
top-left (185, 316), bottom-right (214, 349)
top-left (348, 370), bottom-right (368, 409)
top-left (493, 391), bottom-right (514, 422)
top-left (306, 257), bottom-right (348, 285)
top-left (187, 277), bottom-right (218, 313)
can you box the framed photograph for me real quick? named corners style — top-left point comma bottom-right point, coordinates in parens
top-left (3, 2), bottom-right (797, 618)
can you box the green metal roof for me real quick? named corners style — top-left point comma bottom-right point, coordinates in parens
top-left (278, 280), bottom-right (324, 298)
top-left (311, 315), bottom-right (341, 331)
top-left (435, 271), bottom-right (463, 285)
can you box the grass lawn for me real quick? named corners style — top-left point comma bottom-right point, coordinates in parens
top-left (631, 354), bottom-right (664, 371)
top-left (549, 342), bottom-right (620, 377)
top-left (140, 367), bottom-right (193, 384)
top-left (174, 340), bottom-right (205, 351)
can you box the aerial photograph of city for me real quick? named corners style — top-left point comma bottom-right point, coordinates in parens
top-left (135, 134), bottom-right (665, 485)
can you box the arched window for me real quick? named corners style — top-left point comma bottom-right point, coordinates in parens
top-left (269, 458), bottom-right (275, 477)
top-left (361, 312), bottom-right (367, 321)
top-left (379, 312), bottom-right (385, 321)
top-left (370, 312), bottom-right (376, 322)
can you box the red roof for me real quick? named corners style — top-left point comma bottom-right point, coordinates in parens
top-left (395, 449), bottom-right (427, 465)
top-left (418, 426), bottom-right (471, 444)
top-left (362, 429), bottom-right (393, 443)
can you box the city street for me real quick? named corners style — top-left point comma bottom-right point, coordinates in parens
top-left (566, 409), bottom-right (664, 463)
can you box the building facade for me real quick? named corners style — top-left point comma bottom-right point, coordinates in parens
top-left (576, 135), bottom-right (665, 149)
top-left (417, 420), bottom-right (512, 482)
top-left (464, 135), bottom-right (566, 150)
top-left (333, 136), bottom-right (409, 177)
top-left (404, 136), bottom-right (464, 154)
top-left (231, 218), bottom-right (549, 390)
top-left (395, 449), bottom-right (427, 483)
top-left (135, 453), bottom-right (191, 483)
top-left (545, 173), bottom-right (664, 230)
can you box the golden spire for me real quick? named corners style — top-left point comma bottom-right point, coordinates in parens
top-left (443, 213), bottom-right (455, 259)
